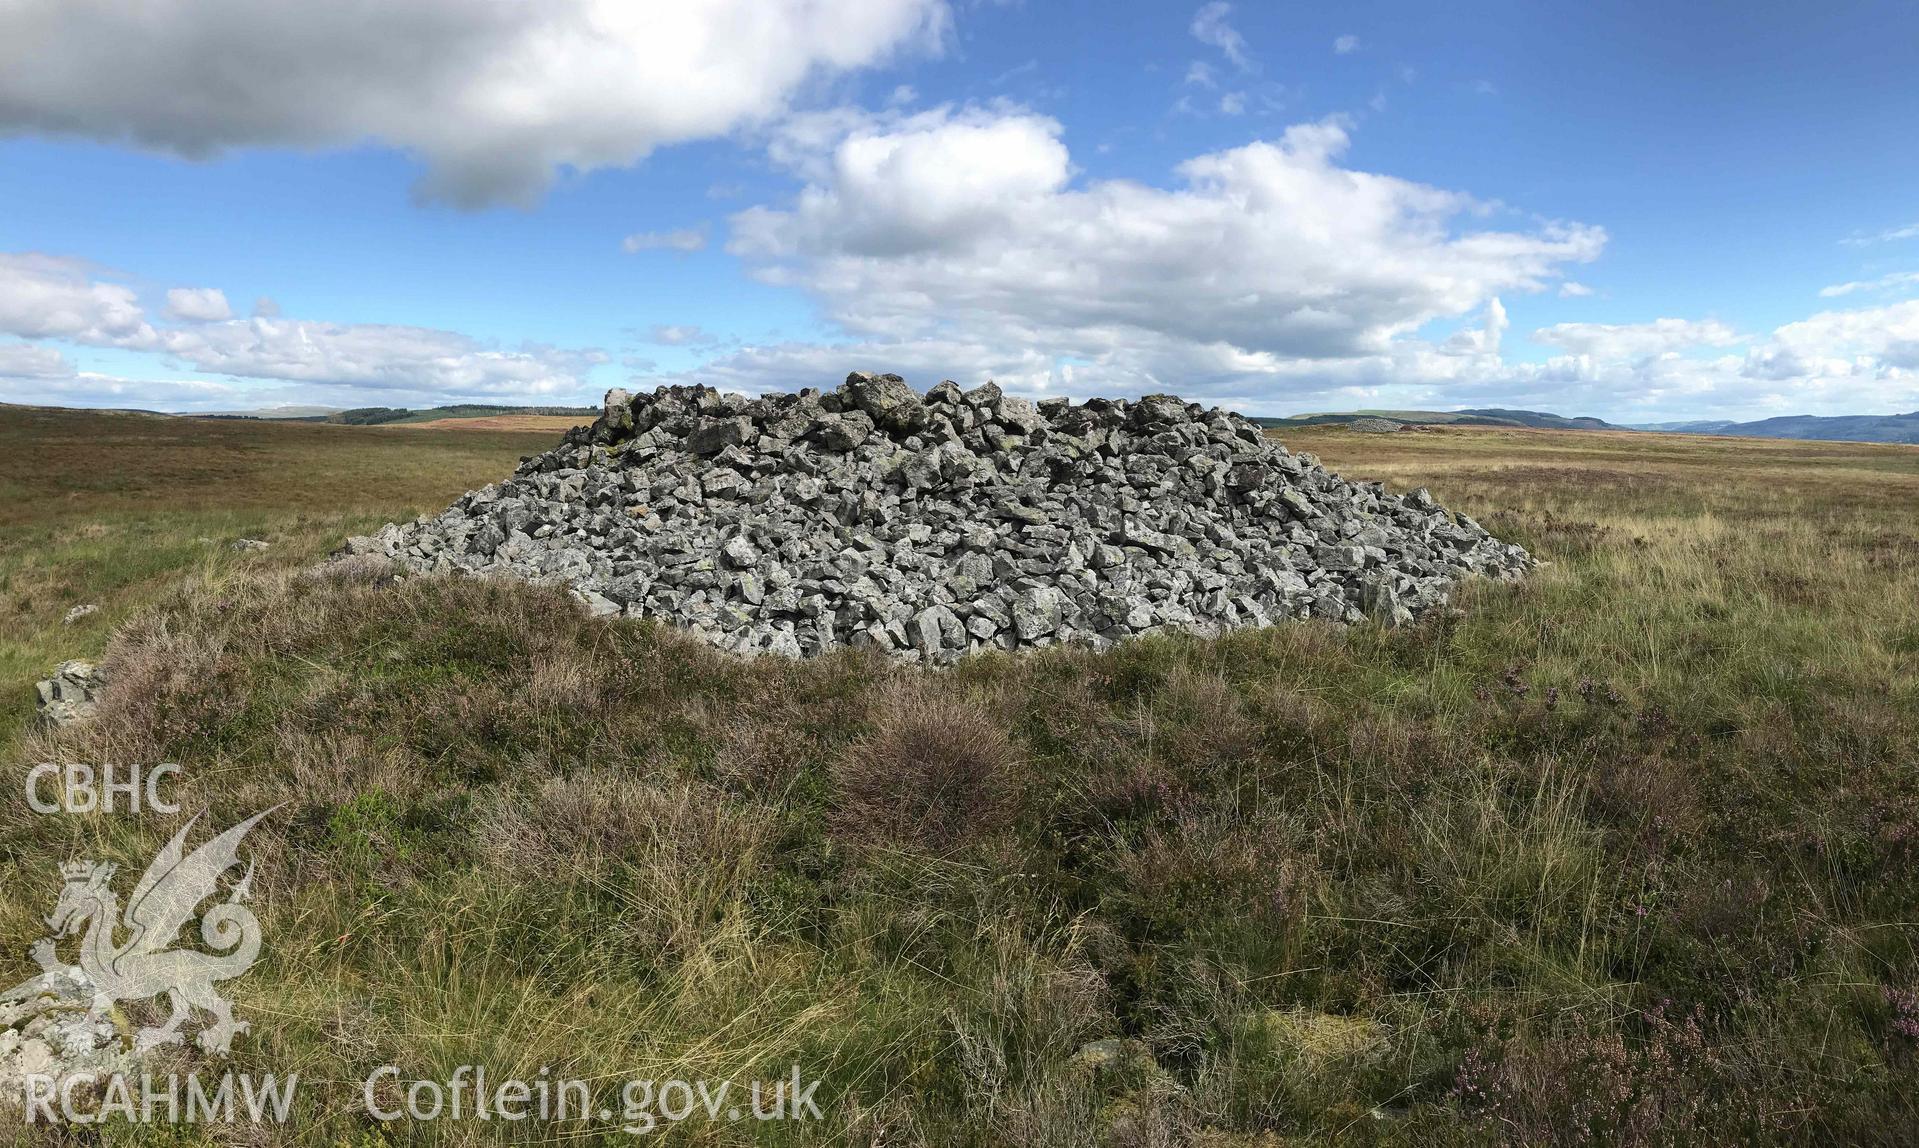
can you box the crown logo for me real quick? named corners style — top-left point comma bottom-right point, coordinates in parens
top-left (59, 859), bottom-right (97, 881)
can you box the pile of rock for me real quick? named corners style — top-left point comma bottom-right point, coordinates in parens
top-left (35, 660), bottom-right (106, 728)
top-left (341, 374), bottom-right (1530, 663)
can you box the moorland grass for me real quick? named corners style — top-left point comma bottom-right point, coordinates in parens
top-left (2, 408), bottom-right (1918, 1144)
top-left (0, 405), bottom-right (562, 745)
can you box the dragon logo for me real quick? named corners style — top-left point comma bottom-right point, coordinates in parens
top-left (29, 806), bottom-right (279, 1054)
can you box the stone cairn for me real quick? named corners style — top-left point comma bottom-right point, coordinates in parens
top-left (340, 374), bottom-right (1531, 664)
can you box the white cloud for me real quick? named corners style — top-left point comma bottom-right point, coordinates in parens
top-left (0, 253), bottom-right (153, 343)
top-left (642, 104), bottom-right (1916, 421)
top-left (1769, 298), bottom-right (1919, 371)
top-left (1818, 270), bottom-right (1919, 297)
top-left (1532, 318), bottom-right (1742, 360)
top-left (646, 324), bottom-right (720, 346)
top-left (150, 319), bottom-right (602, 396)
top-left (165, 286), bottom-right (233, 322)
top-left (734, 107), bottom-right (1073, 260)
top-left (1185, 61), bottom-right (1217, 88)
top-left (622, 227), bottom-right (709, 254)
top-left (252, 296), bottom-right (282, 318)
top-left (0, 372), bottom-right (248, 410)
top-left (0, 340), bottom-right (75, 379)
top-left (1842, 222), bottom-right (1919, 247)
top-left (1191, 3), bottom-right (1251, 70)
top-left (0, 0), bottom-right (948, 208)
top-left (1441, 298), bottom-right (1507, 356)
top-left (1333, 34), bottom-right (1360, 54)
top-left (0, 251), bottom-right (605, 403)
top-left (1219, 92), bottom-right (1247, 115)
top-left (726, 107), bottom-right (1602, 390)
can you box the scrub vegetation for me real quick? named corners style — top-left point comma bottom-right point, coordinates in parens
top-left (4, 406), bottom-right (1919, 1144)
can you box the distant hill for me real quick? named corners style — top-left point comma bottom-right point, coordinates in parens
top-left (1628, 412), bottom-right (1919, 444)
top-left (1259, 408), bottom-right (1619, 431)
top-left (1631, 419), bottom-right (1736, 434)
top-left (350, 403), bottom-right (597, 425)
top-left (1265, 406), bottom-right (1919, 445)
top-left (196, 404), bottom-right (341, 419)
top-left (191, 403), bottom-right (596, 425)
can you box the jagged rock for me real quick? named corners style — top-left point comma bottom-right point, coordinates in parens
top-left (842, 371), bottom-right (926, 434)
top-left (0, 964), bottom-right (132, 1107)
top-left (35, 661), bottom-right (106, 727)
top-left (231, 538), bottom-right (270, 552)
top-left (61, 604), bottom-right (97, 625)
top-left (333, 373), bottom-right (1531, 664)
top-left (1349, 417), bottom-right (1406, 433)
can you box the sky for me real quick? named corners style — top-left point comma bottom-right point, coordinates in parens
top-left (1, 0), bottom-right (1916, 422)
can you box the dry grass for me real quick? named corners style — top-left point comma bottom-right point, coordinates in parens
top-left (3, 410), bottom-right (1918, 1143)
top-left (832, 681), bottom-right (1024, 853)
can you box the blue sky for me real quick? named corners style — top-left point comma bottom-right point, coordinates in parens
top-left (1, 0), bottom-right (1915, 421)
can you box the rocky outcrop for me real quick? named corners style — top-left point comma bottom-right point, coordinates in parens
top-left (34, 660), bottom-right (106, 728)
top-left (0, 965), bottom-right (130, 1107)
top-left (340, 374), bottom-right (1531, 663)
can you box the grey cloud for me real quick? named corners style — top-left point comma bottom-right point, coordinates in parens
top-left (0, 0), bottom-right (948, 207)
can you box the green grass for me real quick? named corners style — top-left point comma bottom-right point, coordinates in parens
top-left (4, 410), bottom-right (1919, 1143)
top-left (0, 405), bottom-right (557, 745)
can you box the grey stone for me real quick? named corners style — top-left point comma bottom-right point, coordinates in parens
top-left (841, 372), bottom-right (926, 434)
top-left (333, 378), bottom-right (1530, 666)
top-left (35, 660), bottom-right (106, 727)
top-left (1, 965), bottom-right (136, 1107)
top-left (686, 416), bottom-right (754, 455)
top-left (1012, 586), bottom-right (1066, 640)
top-left (809, 411), bottom-right (873, 451)
top-left (720, 536), bottom-right (761, 568)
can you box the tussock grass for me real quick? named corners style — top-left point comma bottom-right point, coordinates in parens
top-left (4, 410), bottom-right (1919, 1142)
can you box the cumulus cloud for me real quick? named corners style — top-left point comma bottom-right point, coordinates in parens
top-left (1818, 270), bottom-right (1919, 298)
top-left (0, 251), bottom-right (603, 403)
top-left (0, 0), bottom-right (948, 207)
top-left (622, 227), bottom-right (708, 254)
top-left (150, 320), bottom-right (601, 396)
top-left (0, 253), bottom-right (153, 343)
top-left (726, 107), bottom-right (1602, 391)
top-left (0, 340), bottom-right (74, 379)
top-left (1334, 34), bottom-right (1360, 54)
top-left (165, 286), bottom-right (233, 322)
top-left (1532, 318), bottom-right (1742, 360)
top-left (1479, 304), bottom-right (1919, 420)
top-left (1768, 299), bottom-right (1919, 372)
top-left (630, 104), bottom-right (1918, 421)
top-left (1191, 3), bottom-right (1251, 70)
